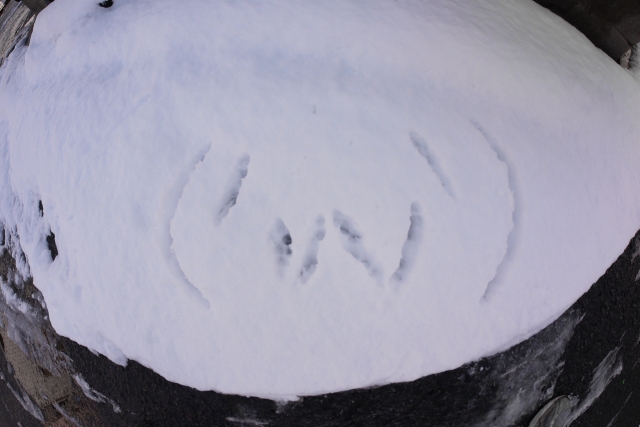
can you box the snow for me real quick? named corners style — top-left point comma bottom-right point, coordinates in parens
top-left (0, 0), bottom-right (639, 398)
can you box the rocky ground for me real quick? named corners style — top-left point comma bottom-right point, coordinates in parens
top-left (0, 1), bottom-right (639, 425)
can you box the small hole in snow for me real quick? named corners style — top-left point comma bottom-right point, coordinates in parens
top-left (99, 0), bottom-right (113, 7)
top-left (270, 219), bottom-right (292, 276)
top-left (214, 155), bottom-right (250, 226)
top-left (46, 232), bottom-right (58, 261)
top-left (38, 201), bottom-right (43, 217)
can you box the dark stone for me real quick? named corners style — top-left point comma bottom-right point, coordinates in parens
top-left (46, 232), bottom-right (57, 261)
top-left (617, 14), bottom-right (640, 44)
top-left (20, 0), bottom-right (49, 14)
top-left (532, 0), bottom-right (640, 60)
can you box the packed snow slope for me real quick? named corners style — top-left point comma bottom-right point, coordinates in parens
top-left (0, 0), bottom-right (639, 398)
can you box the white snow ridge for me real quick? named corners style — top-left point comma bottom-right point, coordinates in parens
top-left (0, 0), bottom-right (639, 399)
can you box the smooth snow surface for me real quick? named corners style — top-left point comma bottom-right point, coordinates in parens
top-left (0, 0), bottom-right (639, 397)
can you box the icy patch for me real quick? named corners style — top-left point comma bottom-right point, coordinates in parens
top-left (226, 418), bottom-right (269, 426)
top-left (475, 313), bottom-right (580, 427)
top-left (565, 347), bottom-right (623, 424)
top-left (0, 280), bottom-right (33, 317)
top-left (227, 405), bottom-right (270, 426)
top-left (7, 383), bottom-right (43, 423)
top-left (73, 374), bottom-right (122, 413)
top-left (43, 391), bottom-right (82, 427)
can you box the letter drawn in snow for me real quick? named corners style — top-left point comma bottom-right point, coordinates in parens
top-left (473, 123), bottom-right (518, 302)
top-left (165, 143), bottom-right (212, 309)
top-left (270, 218), bottom-right (293, 277)
top-left (390, 202), bottom-right (423, 285)
top-left (333, 210), bottom-right (382, 283)
top-left (214, 155), bottom-right (250, 226)
top-left (410, 131), bottom-right (455, 198)
top-left (298, 215), bottom-right (326, 283)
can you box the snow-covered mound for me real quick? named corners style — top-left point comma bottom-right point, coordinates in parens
top-left (0, 0), bottom-right (639, 398)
